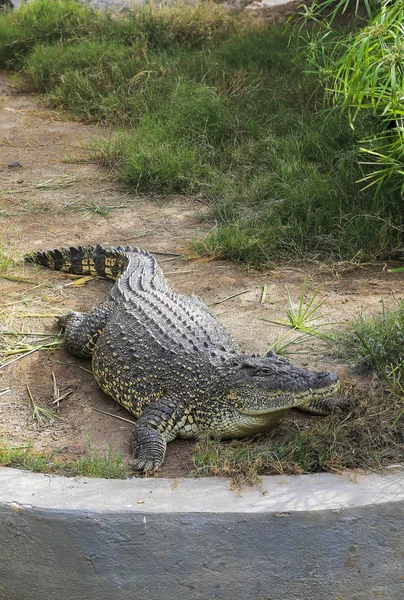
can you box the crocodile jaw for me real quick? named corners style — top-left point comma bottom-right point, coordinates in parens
top-left (238, 380), bottom-right (340, 416)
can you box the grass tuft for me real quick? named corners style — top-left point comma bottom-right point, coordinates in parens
top-left (0, 437), bottom-right (131, 479)
top-left (341, 301), bottom-right (404, 373)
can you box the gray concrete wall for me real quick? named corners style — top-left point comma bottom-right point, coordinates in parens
top-left (1, 467), bottom-right (404, 599)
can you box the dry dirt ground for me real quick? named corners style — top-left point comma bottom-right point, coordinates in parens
top-left (1, 73), bottom-right (404, 477)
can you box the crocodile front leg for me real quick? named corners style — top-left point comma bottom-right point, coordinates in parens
top-left (130, 397), bottom-right (185, 472)
top-left (297, 397), bottom-right (335, 415)
top-left (59, 299), bottom-right (115, 358)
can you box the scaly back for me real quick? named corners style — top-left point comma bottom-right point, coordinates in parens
top-left (26, 245), bottom-right (241, 360)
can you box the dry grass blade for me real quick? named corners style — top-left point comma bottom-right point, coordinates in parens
top-left (1, 331), bottom-right (57, 337)
top-left (13, 312), bottom-right (63, 318)
top-left (3, 275), bottom-right (43, 284)
top-left (124, 228), bottom-right (157, 240)
top-left (35, 174), bottom-right (79, 189)
top-left (0, 388), bottom-right (10, 396)
top-left (92, 407), bottom-right (137, 425)
top-left (27, 383), bottom-right (59, 426)
top-left (150, 251), bottom-right (183, 256)
top-left (209, 289), bottom-right (250, 306)
top-left (0, 331), bottom-right (62, 370)
top-left (64, 275), bottom-right (97, 287)
top-left (164, 269), bottom-right (194, 275)
top-left (51, 372), bottom-right (73, 406)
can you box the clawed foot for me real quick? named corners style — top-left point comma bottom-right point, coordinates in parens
top-left (130, 422), bottom-right (167, 474)
top-left (129, 457), bottom-right (163, 473)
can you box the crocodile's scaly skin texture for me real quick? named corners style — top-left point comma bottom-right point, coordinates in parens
top-left (26, 245), bottom-right (339, 471)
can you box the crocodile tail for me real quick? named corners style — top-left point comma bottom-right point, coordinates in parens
top-left (25, 244), bottom-right (133, 281)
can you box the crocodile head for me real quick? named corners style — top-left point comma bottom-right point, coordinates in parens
top-left (226, 351), bottom-right (339, 417)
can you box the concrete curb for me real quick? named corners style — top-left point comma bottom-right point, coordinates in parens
top-left (1, 467), bottom-right (404, 599)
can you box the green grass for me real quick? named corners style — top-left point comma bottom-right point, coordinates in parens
top-left (1, 0), bottom-right (403, 264)
top-left (0, 438), bottom-right (131, 479)
top-left (0, 244), bottom-right (13, 273)
top-left (341, 301), bottom-right (404, 372)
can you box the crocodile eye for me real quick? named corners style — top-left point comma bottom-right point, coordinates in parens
top-left (255, 367), bottom-right (273, 375)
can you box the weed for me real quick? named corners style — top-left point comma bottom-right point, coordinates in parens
top-left (72, 436), bottom-right (130, 479)
top-left (0, 442), bottom-right (60, 473)
top-left (0, 438), bottom-right (131, 479)
top-left (263, 279), bottom-right (337, 355)
top-left (81, 199), bottom-right (110, 218)
top-left (0, 244), bottom-right (12, 274)
top-left (26, 383), bottom-right (59, 426)
top-left (340, 301), bottom-right (404, 373)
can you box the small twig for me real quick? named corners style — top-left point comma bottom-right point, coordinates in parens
top-left (92, 407), bottom-right (137, 425)
top-left (51, 390), bottom-right (73, 405)
top-left (158, 256), bottom-right (186, 263)
top-left (209, 289), bottom-right (250, 307)
top-left (14, 313), bottom-right (62, 318)
top-left (124, 228), bottom-right (157, 240)
top-left (164, 270), bottom-right (194, 275)
top-left (261, 284), bottom-right (268, 305)
top-left (150, 250), bottom-right (183, 256)
top-left (0, 388), bottom-right (10, 397)
top-left (1, 332), bottom-right (57, 337)
top-left (52, 372), bottom-right (59, 408)
top-left (52, 360), bottom-right (93, 374)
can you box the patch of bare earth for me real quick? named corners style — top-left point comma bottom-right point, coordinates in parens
top-left (1, 74), bottom-right (403, 478)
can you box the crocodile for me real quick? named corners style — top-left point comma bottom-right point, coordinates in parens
top-left (26, 244), bottom-right (339, 472)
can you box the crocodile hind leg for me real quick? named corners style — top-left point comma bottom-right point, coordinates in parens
top-left (59, 299), bottom-right (115, 359)
top-left (129, 398), bottom-right (185, 472)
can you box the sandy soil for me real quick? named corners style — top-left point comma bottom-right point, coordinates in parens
top-left (1, 73), bottom-right (403, 477)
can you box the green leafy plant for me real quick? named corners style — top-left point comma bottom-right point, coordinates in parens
top-left (263, 278), bottom-right (336, 355)
top-left (294, 0), bottom-right (404, 191)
